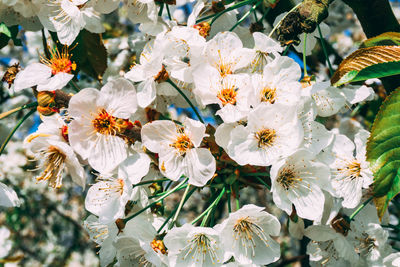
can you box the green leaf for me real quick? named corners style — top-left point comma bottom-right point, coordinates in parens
top-left (367, 88), bottom-right (400, 219)
top-left (360, 32), bottom-right (400, 48)
top-left (78, 30), bottom-right (108, 81)
top-left (0, 23), bottom-right (11, 38)
top-left (0, 23), bottom-right (11, 49)
top-left (331, 46), bottom-right (400, 86)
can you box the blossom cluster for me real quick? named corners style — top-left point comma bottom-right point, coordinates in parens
top-left (1, 0), bottom-right (400, 266)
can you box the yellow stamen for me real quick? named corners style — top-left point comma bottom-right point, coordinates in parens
top-left (40, 45), bottom-right (76, 75)
top-left (255, 128), bottom-right (276, 148)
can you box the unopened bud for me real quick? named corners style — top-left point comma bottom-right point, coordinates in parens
top-left (37, 105), bottom-right (59, 116)
top-left (37, 91), bottom-right (56, 107)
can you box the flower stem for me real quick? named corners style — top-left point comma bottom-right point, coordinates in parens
top-left (227, 188), bottom-right (232, 213)
top-left (348, 196), bottom-right (373, 221)
top-left (282, 45), bottom-right (291, 56)
top-left (0, 109), bottom-right (36, 156)
top-left (170, 184), bottom-right (191, 226)
top-left (317, 24), bottom-right (334, 76)
top-left (166, 4), bottom-right (172, 20)
top-left (254, 176), bottom-right (271, 190)
top-left (69, 80), bottom-right (80, 92)
top-left (149, 182), bottom-right (188, 199)
top-left (303, 33), bottom-right (308, 77)
top-left (191, 187), bottom-right (226, 225)
top-left (157, 186), bottom-right (197, 232)
top-left (0, 102), bottom-right (37, 121)
top-left (166, 79), bottom-right (205, 124)
top-left (133, 178), bottom-right (170, 187)
top-left (158, 3), bottom-right (164, 17)
top-left (210, 0), bottom-right (257, 26)
top-left (123, 178), bottom-right (188, 223)
top-left (243, 172), bottom-right (270, 177)
top-left (268, 2), bottom-right (302, 37)
top-left (229, 1), bottom-right (262, 31)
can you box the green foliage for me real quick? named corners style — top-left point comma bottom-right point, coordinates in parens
top-left (360, 32), bottom-right (400, 48)
top-left (331, 46), bottom-right (400, 86)
top-left (367, 88), bottom-right (400, 219)
top-left (0, 24), bottom-right (21, 49)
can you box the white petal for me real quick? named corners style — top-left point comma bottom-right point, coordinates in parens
top-left (141, 120), bottom-right (177, 153)
top-left (89, 135), bottom-right (128, 173)
top-left (159, 151), bottom-right (185, 181)
top-left (36, 72), bottom-right (74, 91)
top-left (184, 148), bottom-right (216, 187)
top-left (53, 0), bottom-right (84, 45)
top-left (98, 78), bottom-right (137, 119)
top-left (68, 119), bottom-right (97, 160)
top-left (137, 79), bottom-right (156, 108)
top-left (118, 151), bottom-right (151, 184)
top-left (289, 184), bottom-right (325, 221)
top-left (68, 87), bottom-right (100, 117)
top-left (13, 63), bottom-right (52, 91)
top-left (82, 7), bottom-right (104, 33)
top-left (304, 225), bottom-right (338, 242)
top-left (85, 181), bottom-right (125, 223)
top-left (184, 117), bottom-right (206, 147)
top-left (0, 182), bottom-right (20, 207)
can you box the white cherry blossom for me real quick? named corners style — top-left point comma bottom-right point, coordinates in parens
top-left (141, 118), bottom-right (216, 187)
top-left (217, 204), bottom-right (281, 265)
top-left (38, 0), bottom-right (104, 45)
top-left (13, 46), bottom-right (76, 92)
top-left (68, 78), bottom-right (138, 173)
top-left (270, 149), bottom-right (331, 220)
top-left (226, 103), bottom-right (303, 166)
top-left (164, 223), bottom-right (224, 267)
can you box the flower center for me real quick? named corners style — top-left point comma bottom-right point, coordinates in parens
top-left (316, 240), bottom-right (339, 265)
top-left (216, 50), bottom-right (233, 77)
top-left (154, 65), bottom-right (169, 83)
top-left (84, 221), bottom-right (109, 244)
top-left (233, 216), bottom-right (269, 257)
top-left (151, 239), bottom-right (167, 254)
top-left (37, 145), bottom-right (66, 188)
top-left (98, 177), bottom-right (125, 195)
top-left (217, 86), bottom-right (238, 106)
top-left (261, 86), bottom-right (276, 104)
top-left (276, 168), bottom-right (302, 190)
top-left (40, 46), bottom-right (76, 75)
top-left (251, 51), bottom-right (268, 72)
top-left (181, 233), bottom-right (220, 264)
top-left (92, 109), bottom-right (120, 135)
top-left (170, 133), bottom-right (194, 155)
top-left (255, 128), bottom-right (276, 148)
top-left (356, 232), bottom-right (376, 254)
top-left (338, 160), bottom-right (362, 180)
